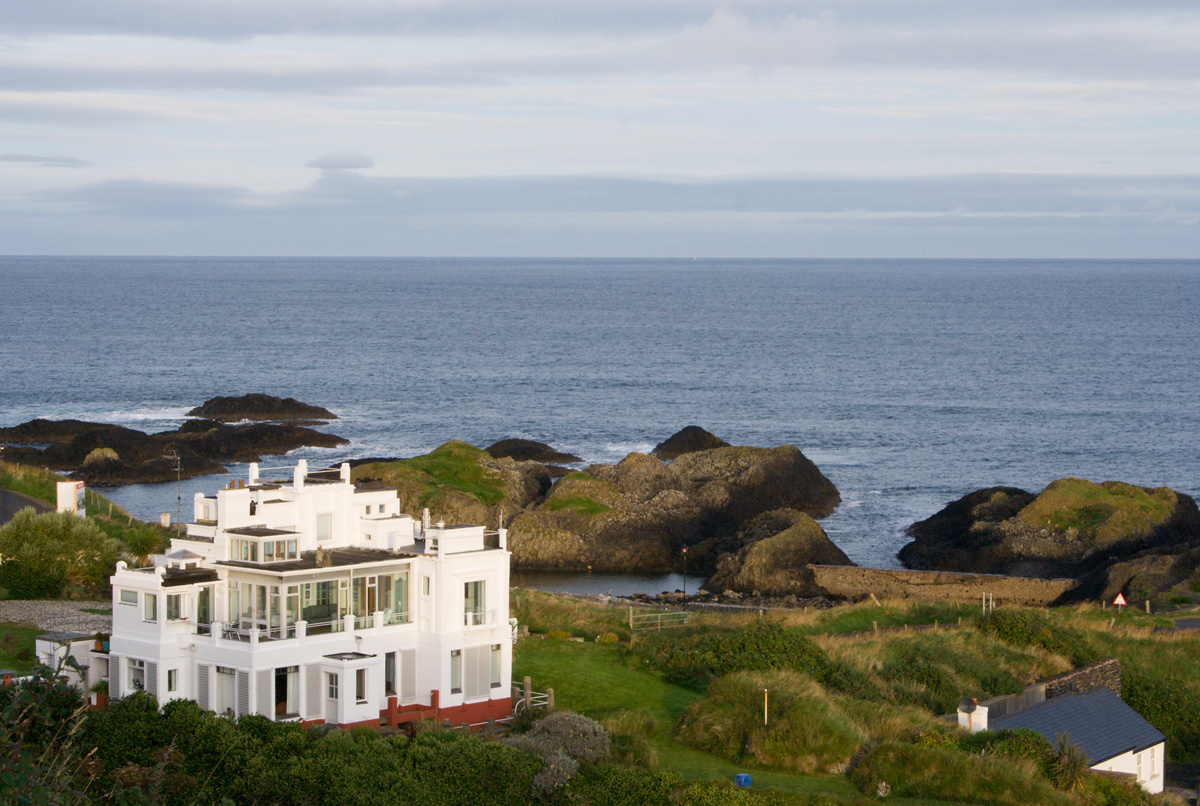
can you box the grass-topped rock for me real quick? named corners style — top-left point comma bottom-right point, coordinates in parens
top-left (899, 478), bottom-right (1200, 591)
top-left (352, 441), bottom-right (550, 529)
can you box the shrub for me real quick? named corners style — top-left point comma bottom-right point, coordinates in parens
top-left (597, 632), bottom-right (620, 644)
top-left (850, 741), bottom-right (1073, 806)
top-left (979, 609), bottom-right (1099, 666)
top-left (546, 630), bottom-right (572, 641)
top-left (0, 508), bottom-right (120, 598)
top-left (505, 711), bottom-right (610, 799)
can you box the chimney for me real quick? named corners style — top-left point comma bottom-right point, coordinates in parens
top-left (957, 697), bottom-right (988, 733)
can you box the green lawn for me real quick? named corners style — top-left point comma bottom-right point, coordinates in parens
top-left (0, 622), bottom-right (40, 673)
top-left (513, 639), bottom-right (953, 804)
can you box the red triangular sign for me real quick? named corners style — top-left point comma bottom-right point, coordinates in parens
top-left (1114, 593), bottom-right (1127, 606)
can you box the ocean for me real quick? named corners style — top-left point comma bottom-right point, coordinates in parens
top-left (2, 257), bottom-right (1197, 577)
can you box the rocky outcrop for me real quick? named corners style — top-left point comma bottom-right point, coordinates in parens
top-left (507, 444), bottom-right (840, 575)
top-left (484, 438), bottom-right (582, 464)
top-left (899, 479), bottom-right (1200, 594)
top-left (704, 509), bottom-right (854, 596)
top-left (354, 437), bottom-right (842, 577)
top-left (0, 414), bottom-right (347, 485)
top-left (652, 426), bottom-right (730, 460)
top-left (186, 394), bottom-right (336, 422)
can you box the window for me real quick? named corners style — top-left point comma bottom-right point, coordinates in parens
top-left (378, 504), bottom-right (385, 514)
top-left (166, 594), bottom-right (182, 620)
top-left (385, 652), bottom-right (396, 696)
top-left (119, 589), bottom-right (137, 605)
top-left (129, 657), bottom-right (145, 690)
top-left (491, 644), bottom-right (502, 688)
top-left (464, 580), bottom-right (485, 625)
top-left (144, 594), bottom-right (158, 622)
top-left (275, 666), bottom-right (298, 717)
top-left (316, 513), bottom-right (332, 541)
top-left (450, 650), bottom-right (461, 693)
top-left (355, 668), bottom-right (366, 702)
top-left (327, 672), bottom-right (339, 700)
top-left (167, 669), bottom-right (177, 692)
top-left (422, 576), bottom-right (430, 596)
top-left (365, 505), bottom-right (371, 516)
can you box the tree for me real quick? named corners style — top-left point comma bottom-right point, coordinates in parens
top-left (0, 508), bottom-right (120, 598)
top-left (122, 523), bottom-right (168, 568)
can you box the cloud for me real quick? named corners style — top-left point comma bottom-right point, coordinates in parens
top-left (0, 152), bottom-right (91, 168)
top-left (5, 172), bottom-right (1199, 257)
top-left (306, 151), bottom-right (375, 171)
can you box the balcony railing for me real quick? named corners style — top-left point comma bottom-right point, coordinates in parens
top-left (464, 609), bottom-right (494, 627)
top-left (383, 610), bottom-right (410, 626)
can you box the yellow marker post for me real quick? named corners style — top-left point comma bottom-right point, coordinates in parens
top-left (764, 689), bottom-right (769, 726)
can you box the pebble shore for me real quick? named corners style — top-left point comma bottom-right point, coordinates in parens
top-left (0, 600), bottom-right (112, 634)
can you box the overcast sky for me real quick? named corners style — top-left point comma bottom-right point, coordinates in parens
top-left (2, 0), bottom-right (1198, 257)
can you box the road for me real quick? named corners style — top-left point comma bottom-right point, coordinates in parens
top-left (0, 488), bottom-right (52, 526)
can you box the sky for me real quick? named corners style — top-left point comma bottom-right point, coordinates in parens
top-left (2, 0), bottom-right (1199, 257)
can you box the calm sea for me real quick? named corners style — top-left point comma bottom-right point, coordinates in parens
top-left (2, 257), bottom-right (1197, 584)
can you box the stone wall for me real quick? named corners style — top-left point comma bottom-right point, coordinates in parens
top-left (1044, 657), bottom-right (1122, 699)
top-left (809, 565), bottom-right (1078, 606)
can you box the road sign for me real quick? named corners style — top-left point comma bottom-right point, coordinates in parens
top-left (1113, 593), bottom-right (1127, 607)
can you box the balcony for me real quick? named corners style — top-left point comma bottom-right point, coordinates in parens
top-left (464, 609), bottom-right (495, 628)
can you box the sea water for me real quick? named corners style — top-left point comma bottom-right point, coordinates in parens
top-left (2, 257), bottom-right (1197, 588)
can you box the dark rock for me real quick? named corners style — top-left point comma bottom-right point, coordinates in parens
top-left (652, 426), bottom-right (730, 460)
top-left (186, 394), bottom-right (337, 422)
top-left (0, 416), bottom-right (347, 485)
top-left (0, 418), bottom-right (125, 443)
top-left (899, 479), bottom-right (1200, 589)
top-left (484, 438), bottom-right (582, 464)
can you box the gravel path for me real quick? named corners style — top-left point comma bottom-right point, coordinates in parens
top-left (0, 599), bottom-right (112, 634)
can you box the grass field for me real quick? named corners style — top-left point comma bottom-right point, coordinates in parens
top-left (0, 622), bottom-right (41, 672)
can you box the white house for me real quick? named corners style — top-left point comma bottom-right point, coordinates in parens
top-left (90, 460), bottom-right (512, 728)
top-left (961, 688), bottom-right (1166, 794)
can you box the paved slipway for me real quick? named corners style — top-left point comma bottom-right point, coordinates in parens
top-left (0, 488), bottom-right (51, 525)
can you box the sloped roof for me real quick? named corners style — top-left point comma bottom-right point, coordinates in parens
top-left (991, 688), bottom-right (1165, 764)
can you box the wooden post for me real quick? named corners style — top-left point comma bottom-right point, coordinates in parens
top-left (547, 688), bottom-right (555, 711)
top-left (1145, 600), bottom-right (1151, 614)
top-left (872, 620), bottom-right (878, 633)
top-left (629, 607), bottom-right (634, 629)
top-left (523, 676), bottom-right (532, 710)
top-left (764, 689), bottom-right (768, 726)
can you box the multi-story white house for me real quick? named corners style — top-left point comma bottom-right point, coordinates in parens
top-left (97, 459), bottom-right (512, 728)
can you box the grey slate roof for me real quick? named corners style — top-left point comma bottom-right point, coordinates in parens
top-left (991, 688), bottom-right (1165, 764)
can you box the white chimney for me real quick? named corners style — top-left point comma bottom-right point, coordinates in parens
top-left (957, 697), bottom-right (988, 733)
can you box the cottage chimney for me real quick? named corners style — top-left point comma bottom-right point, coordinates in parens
top-left (957, 697), bottom-right (988, 733)
top-left (294, 459), bottom-right (308, 489)
top-left (422, 508), bottom-right (431, 533)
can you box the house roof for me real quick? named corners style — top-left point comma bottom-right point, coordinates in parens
top-left (991, 688), bottom-right (1165, 764)
top-left (162, 567), bottom-right (221, 587)
top-left (225, 526), bottom-right (298, 537)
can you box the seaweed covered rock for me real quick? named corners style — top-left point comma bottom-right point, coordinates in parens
top-left (186, 394), bottom-right (336, 422)
top-left (899, 479), bottom-right (1200, 583)
top-left (705, 509), bottom-right (854, 596)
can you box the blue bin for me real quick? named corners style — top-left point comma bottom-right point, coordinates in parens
top-left (734, 774), bottom-right (752, 789)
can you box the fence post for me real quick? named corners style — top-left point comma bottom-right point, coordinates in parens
top-left (547, 688), bottom-right (555, 711)
top-left (523, 676), bottom-right (532, 711)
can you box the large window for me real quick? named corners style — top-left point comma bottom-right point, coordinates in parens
top-left (316, 513), bottom-right (332, 541)
top-left (143, 594), bottom-right (158, 622)
top-left (166, 594), bottom-right (182, 621)
top-left (355, 669), bottom-right (366, 702)
top-left (119, 589), bottom-right (137, 605)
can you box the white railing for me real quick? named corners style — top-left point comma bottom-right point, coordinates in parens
top-left (464, 609), bottom-right (495, 627)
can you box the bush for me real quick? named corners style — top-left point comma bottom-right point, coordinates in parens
top-left (979, 609), bottom-right (1100, 666)
top-left (597, 632), bottom-right (620, 644)
top-left (504, 711), bottom-right (610, 799)
top-left (850, 741), bottom-right (1073, 806)
top-left (0, 508), bottom-right (120, 597)
top-left (634, 621), bottom-right (878, 698)
top-left (546, 630), bottom-right (572, 641)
